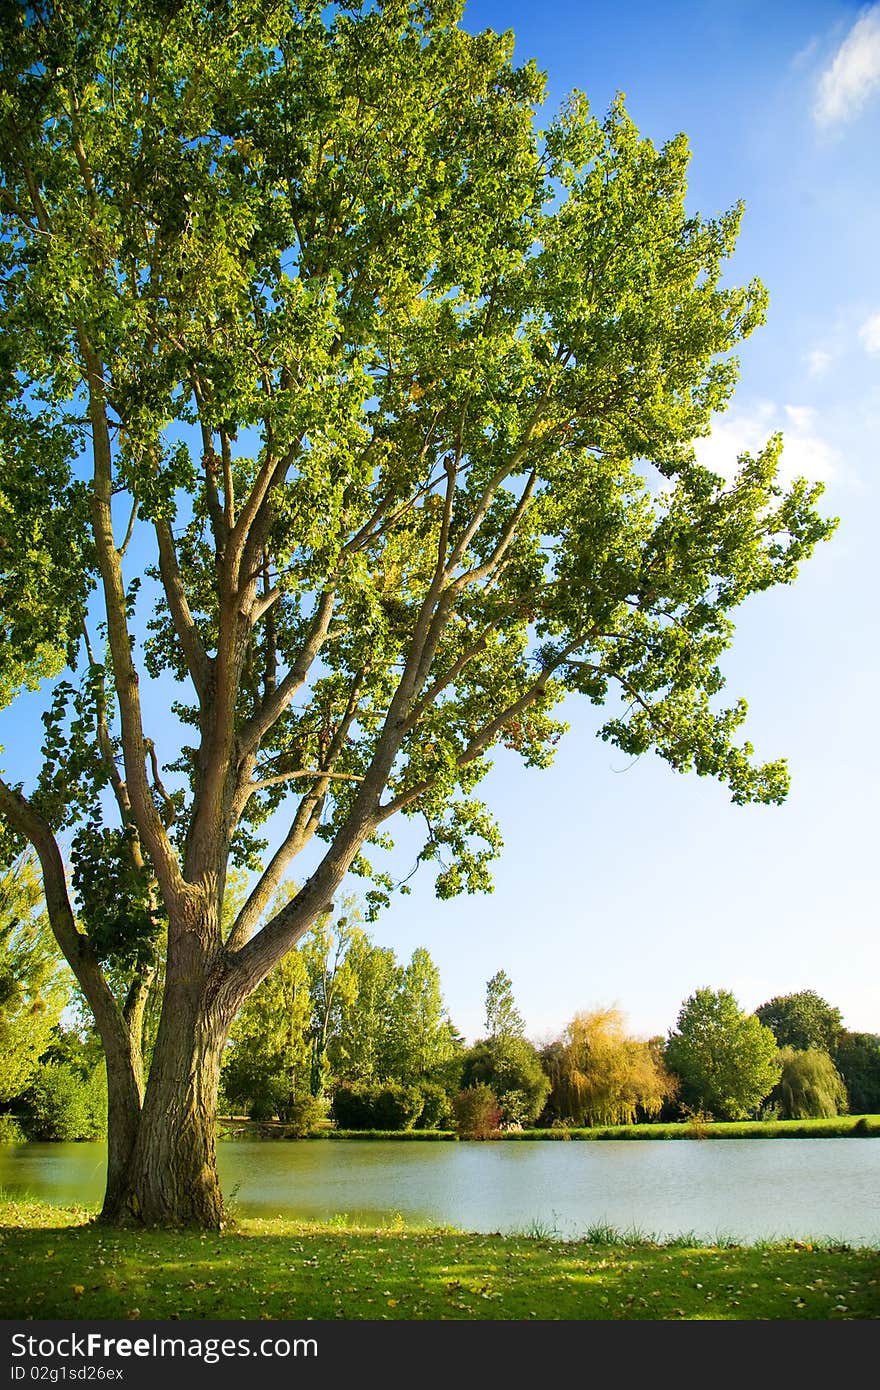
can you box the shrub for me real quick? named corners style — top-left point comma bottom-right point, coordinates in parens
top-left (413, 1081), bottom-right (454, 1130)
top-left (0, 1113), bottom-right (26, 1143)
top-left (331, 1082), bottom-right (424, 1131)
top-left (278, 1092), bottom-right (326, 1136)
top-left (453, 1083), bottom-right (501, 1139)
top-left (461, 1037), bottom-right (549, 1125)
top-left (23, 1061), bottom-right (106, 1140)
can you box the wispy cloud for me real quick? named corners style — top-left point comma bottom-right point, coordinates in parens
top-left (814, 4), bottom-right (880, 126)
top-left (694, 403), bottom-right (839, 486)
top-left (858, 311), bottom-right (880, 351)
top-left (805, 348), bottom-right (833, 376)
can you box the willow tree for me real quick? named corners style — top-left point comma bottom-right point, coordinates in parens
top-left (0, 0), bottom-right (834, 1227)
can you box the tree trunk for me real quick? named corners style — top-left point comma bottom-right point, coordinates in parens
top-left (114, 983), bottom-right (228, 1228)
top-left (100, 1044), bottom-right (144, 1222)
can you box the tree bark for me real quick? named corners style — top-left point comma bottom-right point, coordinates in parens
top-left (116, 981), bottom-right (229, 1228)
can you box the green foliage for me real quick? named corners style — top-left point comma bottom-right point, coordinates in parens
top-left (543, 1008), bottom-right (678, 1127)
top-left (833, 1033), bottom-right (880, 1115)
top-left (453, 1083), bottom-right (502, 1139)
top-left (484, 969), bottom-right (526, 1041)
top-left (0, 1113), bottom-right (26, 1143)
top-left (755, 992), bottom-right (843, 1053)
top-left (0, 0), bottom-right (837, 1225)
top-left (0, 855), bottom-right (68, 1103)
top-left (23, 1060), bottom-right (107, 1141)
top-left (461, 1035), bottom-right (549, 1125)
top-left (329, 938), bottom-right (400, 1085)
top-left (770, 1047), bottom-right (848, 1120)
top-left (665, 988), bottom-right (781, 1121)
top-left (384, 947), bottom-right (460, 1083)
top-left (331, 1081), bottom-right (424, 1131)
top-left (413, 1080), bottom-right (455, 1130)
top-left (222, 947), bottom-right (312, 1119)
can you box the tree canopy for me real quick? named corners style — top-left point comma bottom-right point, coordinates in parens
top-left (755, 991), bottom-right (843, 1054)
top-left (664, 987), bottom-right (781, 1121)
top-left (0, 0), bottom-right (836, 1226)
top-left (544, 1007), bottom-right (677, 1127)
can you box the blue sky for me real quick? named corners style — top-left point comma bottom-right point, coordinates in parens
top-left (367, 0), bottom-right (880, 1044)
top-left (3, 2), bottom-right (878, 1049)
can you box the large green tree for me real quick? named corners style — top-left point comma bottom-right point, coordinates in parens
top-left (755, 991), bottom-right (843, 1054)
top-left (665, 988), bottom-right (781, 1120)
top-left (833, 1032), bottom-right (880, 1114)
top-left (769, 1047), bottom-right (847, 1121)
top-left (0, 0), bottom-right (834, 1226)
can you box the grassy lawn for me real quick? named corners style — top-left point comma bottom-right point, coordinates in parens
top-left (1, 1199), bottom-right (878, 1321)
top-left (218, 1114), bottom-right (880, 1140)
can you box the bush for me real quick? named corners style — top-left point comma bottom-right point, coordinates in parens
top-left (453, 1084), bottom-right (501, 1139)
top-left (278, 1092), bottom-right (326, 1136)
top-left (461, 1037), bottom-right (549, 1125)
top-left (0, 1113), bottom-right (26, 1143)
top-left (331, 1082), bottom-right (424, 1131)
top-left (23, 1061), bottom-right (106, 1140)
top-left (413, 1081), bottom-right (454, 1130)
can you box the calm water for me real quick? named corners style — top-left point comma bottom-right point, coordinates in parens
top-left (1, 1138), bottom-right (878, 1245)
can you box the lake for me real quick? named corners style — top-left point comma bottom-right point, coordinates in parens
top-left (1, 1138), bottom-right (878, 1245)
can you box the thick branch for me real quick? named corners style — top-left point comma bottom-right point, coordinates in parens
top-left (0, 778), bottom-right (137, 1067)
top-left (79, 334), bottom-right (186, 912)
top-left (154, 517), bottom-right (212, 702)
top-left (237, 588), bottom-right (337, 758)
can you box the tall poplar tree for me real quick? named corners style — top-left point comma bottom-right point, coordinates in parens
top-left (0, 0), bottom-right (834, 1225)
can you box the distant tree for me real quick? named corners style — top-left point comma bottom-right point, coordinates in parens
top-left (461, 1033), bottom-right (549, 1125)
top-left (0, 855), bottom-right (68, 1103)
top-left (769, 1047), bottom-right (848, 1120)
top-left (755, 991), bottom-right (843, 1053)
top-left (23, 1059), bottom-right (107, 1141)
top-left (221, 948), bottom-right (311, 1121)
top-left (484, 970), bottom-right (526, 1042)
top-left (386, 947), bottom-right (460, 1083)
top-left (665, 988), bottom-right (781, 1120)
top-left (330, 937), bottom-right (399, 1085)
top-left (453, 1084), bottom-right (502, 1139)
top-left (544, 1008), bottom-right (678, 1127)
top-left (301, 906), bottom-right (360, 1097)
top-left (833, 1032), bottom-right (880, 1114)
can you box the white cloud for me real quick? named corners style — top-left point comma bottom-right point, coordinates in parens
top-left (805, 348), bottom-right (833, 376)
top-left (858, 311), bottom-right (880, 351)
top-left (814, 5), bottom-right (880, 126)
top-left (693, 402), bottom-right (839, 486)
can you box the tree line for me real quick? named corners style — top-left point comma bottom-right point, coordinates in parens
top-left (2, 854), bottom-right (877, 1141)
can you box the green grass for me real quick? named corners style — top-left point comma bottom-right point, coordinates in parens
top-left (1, 1198), bottom-right (877, 1321)
top-left (215, 1115), bottom-right (880, 1141)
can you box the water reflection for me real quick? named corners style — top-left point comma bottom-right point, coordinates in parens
top-left (1, 1137), bottom-right (877, 1245)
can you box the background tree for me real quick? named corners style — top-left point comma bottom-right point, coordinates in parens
top-left (460, 1035), bottom-right (549, 1125)
top-left (220, 946), bottom-right (312, 1121)
top-left (385, 946), bottom-right (460, 1084)
top-left (769, 1047), bottom-right (848, 1120)
top-left (329, 937), bottom-right (399, 1085)
top-left (484, 969), bottom-right (526, 1042)
top-left (755, 991), bottom-right (843, 1054)
top-left (0, 0), bottom-right (834, 1226)
top-left (664, 988), bottom-right (781, 1120)
top-left (0, 854), bottom-right (67, 1104)
top-left (833, 1032), bottom-right (880, 1115)
top-left (301, 906), bottom-right (359, 1098)
top-left (461, 968), bottom-right (547, 1124)
top-left (543, 1007), bottom-right (677, 1127)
